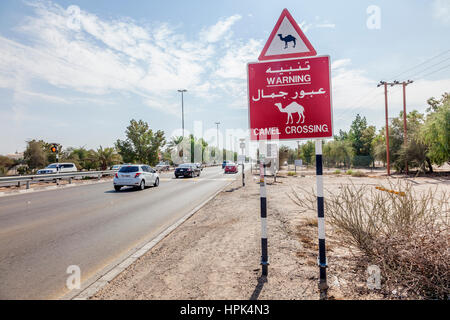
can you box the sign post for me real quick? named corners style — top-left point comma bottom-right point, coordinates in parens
top-left (259, 154), bottom-right (268, 276)
top-left (247, 8), bottom-right (332, 298)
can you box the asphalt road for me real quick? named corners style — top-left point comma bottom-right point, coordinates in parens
top-left (0, 166), bottom-right (241, 299)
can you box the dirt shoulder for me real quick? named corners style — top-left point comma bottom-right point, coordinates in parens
top-left (92, 170), bottom-right (449, 300)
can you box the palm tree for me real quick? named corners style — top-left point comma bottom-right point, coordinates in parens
top-left (96, 146), bottom-right (121, 170)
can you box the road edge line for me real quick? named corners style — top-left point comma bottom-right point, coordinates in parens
top-left (64, 177), bottom-right (236, 300)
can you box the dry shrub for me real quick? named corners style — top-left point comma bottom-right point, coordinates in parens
top-left (290, 181), bottom-right (449, 299)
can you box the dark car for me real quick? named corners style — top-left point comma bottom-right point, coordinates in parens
top-left (175, 163), bottom-right (201, 178)
top-left (222, 160), bottom-right (232, 169)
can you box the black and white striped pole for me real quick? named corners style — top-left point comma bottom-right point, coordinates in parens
top-left (315, 140), bottom-right (328, 299)
top-left (259, 154), bottom-right (269, 276)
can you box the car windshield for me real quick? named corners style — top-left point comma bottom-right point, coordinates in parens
top-left (119, 166), bottom-right (139, 173)
top-left (47, 164), bottom-right (58, 168)
top-left (178, 164), bottom-right (192, 168)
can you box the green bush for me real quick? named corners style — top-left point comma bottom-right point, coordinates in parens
top-left (334, 169), bottom-right (341, 174)
top-left (346, 169), bottom-right (353, 175)
top-left (287, 171), bottom-right (297, 176)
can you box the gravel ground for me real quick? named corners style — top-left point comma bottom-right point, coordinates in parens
top-left (92, 169), bottom-right (449, 300)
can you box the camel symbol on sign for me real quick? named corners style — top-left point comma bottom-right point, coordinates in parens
top-left (278, 34), bottom-right (296, 49)
top-left (274, 102), bottom-right (305, 125)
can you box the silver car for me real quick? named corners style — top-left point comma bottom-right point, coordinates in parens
top-left (113, 165), bottom-right (159, 191)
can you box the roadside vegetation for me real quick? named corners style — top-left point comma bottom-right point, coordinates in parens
top-left (279, 92), bottom-right (449, 173)
top-left (1, 119), bottom-right (238, 175)
top-left (291, 181), bottom-right (449, 299)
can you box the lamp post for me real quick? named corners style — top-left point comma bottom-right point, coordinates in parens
top-left (178, 89), bottom-right (187, 137)
top-left (215, 122), bottom-right (220, 164)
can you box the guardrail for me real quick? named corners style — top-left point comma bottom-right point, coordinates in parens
top-left (0, 170), bottom-right (116, 189)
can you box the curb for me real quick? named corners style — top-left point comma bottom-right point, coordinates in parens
top-left (64, 177), bottom-right (237, 300)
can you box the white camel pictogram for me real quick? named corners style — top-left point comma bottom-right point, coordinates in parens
top-left (274, 102), bottom-right (306, 125)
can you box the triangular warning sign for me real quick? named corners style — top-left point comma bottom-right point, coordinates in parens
top-left (258, 8), bottom-right (317, 61)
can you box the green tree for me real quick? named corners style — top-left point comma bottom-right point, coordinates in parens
top-left (23, 140), bottom-right (47, 170)
top-left (420, 93), bottom-right (450, 166)
top-left (323, 139), bottom-right (353, 168)
top-left (115, 119), bottom-right (165, 166)
top-left (301, 141), bottom-right (315, 165)
top-left (0, 156), bottom-right (15, 175)
top-left (96, 146), bottom-right (122, 170)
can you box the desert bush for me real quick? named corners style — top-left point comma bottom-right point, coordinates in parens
top-left (334, 169), bottom-right (341, 174)
top-left (290, 181), bottom-right (449, 299)
top-left (346, 169), bottom-right (353, 175)
top-left (351, 171), bottom-right (367, 177)
top-left (287, 171), bottom-right (297, 176)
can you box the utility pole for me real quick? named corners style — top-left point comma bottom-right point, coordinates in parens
top-left (377, 81), bottom-right (393, 176)
top-left (178, 89), bottom-right (187, 137)
top-left (392, 80), bottom-right (414, 175)
top-left (378, 80), bottom-right (413, 175)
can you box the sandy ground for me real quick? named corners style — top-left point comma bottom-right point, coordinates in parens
top-left (92, 168), bottom-right (449, 300)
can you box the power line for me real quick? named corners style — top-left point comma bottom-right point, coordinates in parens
top-left (334, 49), bottom-right (450, 121)
top-left (386, 49), bottom-right (450, 81)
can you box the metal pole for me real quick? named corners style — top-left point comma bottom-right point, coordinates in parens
top-left (315, 140), bottom-right (328, 299)
top-left (259, 155), bottom-right (268, 276)
top-left (215, 122), bottom-right (220, 164)
top-left (384, 83), bottom-right (391, 176)
top-left (178, 89), bottom-right (187, 137)
top-left (402, 82), bottom-right (409, 175)
top-left (181, 92), bottom-right (184, 137)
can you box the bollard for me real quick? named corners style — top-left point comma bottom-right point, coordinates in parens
top-left (69, 178), bottom-right (72, 184)
top-left (315, 140), bottom-right (328, 299)
top-left (26, 181), bottom-right (30, 189)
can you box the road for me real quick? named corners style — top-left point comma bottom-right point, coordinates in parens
top-left (0, 166), bottom-right (241, 299)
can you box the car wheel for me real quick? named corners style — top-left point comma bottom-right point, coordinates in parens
top-left (154, 177), bottom-right (159, 187)
top-left (197, 171), bottom-right (200, 177)
top-left (139, 180), bottom-right (145, 190)
top-left (114, 186), bottom-right (121, 192)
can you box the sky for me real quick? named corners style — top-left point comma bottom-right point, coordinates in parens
top-left (0, 0), bottom-right (449, 155)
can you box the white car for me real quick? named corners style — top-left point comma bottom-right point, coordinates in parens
top-left (111, 164), bottom-right (122, 171)
top-left (37, 163), bottom-right (77, 174)
top-left (113, 164), bottom-right (159, 191)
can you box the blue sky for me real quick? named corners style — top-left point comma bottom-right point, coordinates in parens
top-left (0, 0), bottom-right (449, 154)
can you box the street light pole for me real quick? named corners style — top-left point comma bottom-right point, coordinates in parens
top-left (215, 122), bottom-right (220, 164)
top-left (178, 89), bottom-right (187, 137)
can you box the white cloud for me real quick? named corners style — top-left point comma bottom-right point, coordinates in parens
top-left (0, 1), bottom-right (253, 118)
top-left (433, 0), bottom-right (450, 25)
top-left (200, 14), bottom-right (242, 43)
top-left (331, 59), bottom-right (351, 70)
top-left (215, 39), bottom-right (262, 79)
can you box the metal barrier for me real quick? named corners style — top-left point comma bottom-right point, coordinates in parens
top-left (0, 170), bottom-right (116, 189)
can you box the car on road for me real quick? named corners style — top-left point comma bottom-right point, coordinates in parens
top-left (113, 164), bottom-right (159, 191)
top-left (155, 161), bottom-right (170, 172)
top-left (37, 163), bottom-right (77, 174)
top-left (194, 162), bottom-right (203, 171)
top-left (174, 163), bottom-right (201, 178)
top-left (111, 164), bottom-right (122, 171)
top-left (222, 160), bottom-right (232, 169)
top-left (224, 163), bottom-right (238, 174)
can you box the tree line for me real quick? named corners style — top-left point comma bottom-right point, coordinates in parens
top-left (279, 92), bottom-right (449, 173)
top-left (1, 119), bottom-right (237, 175)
